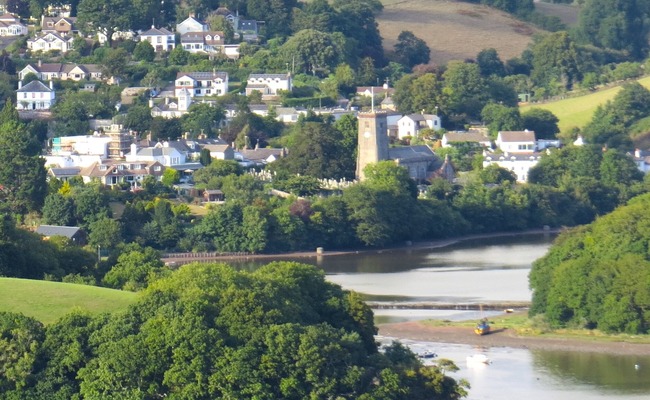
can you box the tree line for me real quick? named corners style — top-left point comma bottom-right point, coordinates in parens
top-left (0, 261), bottom-right (467, 399)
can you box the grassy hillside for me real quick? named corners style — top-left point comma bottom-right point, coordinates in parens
top-left (533, 0), bottom-right (579, 27)
top-left (0, 278), bottom-right (137, 324)
top-left (520, 76), bottom-right (650, 133)
top-left (377, 0), bottom-right (541, 65)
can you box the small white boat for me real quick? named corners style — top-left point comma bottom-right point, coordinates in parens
top-left (418, 350), bottom-right (437, 359)
top-left (466, 354), bottom-right (490, 365)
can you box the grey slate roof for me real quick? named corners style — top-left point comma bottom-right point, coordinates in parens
top-left (177, 71), bottom-right (228, 80)
top-left (36, 225), bottom-right (81, 239)
top-left (141, 27), bottom-right (173, 36)
top-left (17, 80), bottom-right (52, 93)
top-left (388, 145), bottom-right (440, 165)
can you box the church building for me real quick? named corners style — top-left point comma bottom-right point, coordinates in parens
top-left (356, 111), bottom-right (447, 182)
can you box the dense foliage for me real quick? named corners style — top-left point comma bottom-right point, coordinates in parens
top-left (0, 262), bottom-right (467, 399)
top-left (529, 193), bottom-right (650, 333)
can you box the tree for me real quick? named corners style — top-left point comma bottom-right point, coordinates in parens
top-left (394, 30), bottom-right (430, 69)
top-left (272, 121), bottom-right (355, 180)
top-left (478, 164), bottom-right (517, 184)
top-left (168, 46), bottom-right (190, 65)
top-left (530, 31), bottom-right (582, 92)
top-left (0, 106), bottom-right (47, 215)
top-left (443, 61), bottom-right (490, 123)
top-left (199, 148), bottom-right (212, 166)
top-left (100, 47), bottom-right (130, 80)
top-left (530, 193), bottom-right (650, 333)
top-left (393, 72), bottom-right (445, 115)
top-left (77, 0), bottom-right (134, 47)
top-left (181, 103), bottom-right (225, 137)
top-left (576, 0), bottom-right (650, 59)
top-left (480, 103), bottom-right (522, 136)
top-left (102, 245), bottom-right (165, 290)
top-left (133, 40), bottom-right (155, 62)
top-left (42, 193), bottom-right (76, 226)
top-left (123, 103), bottom-right (153, 134)
top-left (280, 29), bottom-right (344, 75)
top-left (88, 217), bottom-right (122, 249)
top-left (161, 168), bottom-right (180, 186)
top-left (0, 312), bottom-right (44, 393)
top-left (206, 14), bottom-right (235, 43)
top-left (476, 48), bottom-right (506, 77)
top-left (521, 108), bottom-right (560, 139)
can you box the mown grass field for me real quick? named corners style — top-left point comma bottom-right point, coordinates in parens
top-left (519, 76), bottom-right (650, 133)
top-left (377, 0), bottom-right (541, 65)
top-left (0, 278), bottom-right (137, 324)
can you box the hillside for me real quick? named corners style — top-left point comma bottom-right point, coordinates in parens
top-left (0, 278), bottom-right (137, 324)
top-left (519, 76), bottom-right (650, 133)
top-left (377, 0), bottom-right (542, 65)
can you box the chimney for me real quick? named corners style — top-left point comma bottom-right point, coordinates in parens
top-left (147, 132), bottom-right (152, 141)
top-left (49, 80), bottom-right (54, 90)
top-left (635, 148), bottom-right (642, 158)
top-left (38, 59), bottom-right (42, 67)
top-left (165, 97), bottom-right (169, 105)
top-left (148, 98), bottom-right (154, 108)
top-left (18, 80), bottom-right (22, 89)
top-left (130, 143), bottom-right (137, 155)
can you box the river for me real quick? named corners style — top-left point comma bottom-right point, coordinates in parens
top-left (228, 232), bottom-right (650, 399)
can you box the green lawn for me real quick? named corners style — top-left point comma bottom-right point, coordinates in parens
top-left (520, 76), bottom-right (650, 133)
top-left (0, 278), bottom-right (137, 324)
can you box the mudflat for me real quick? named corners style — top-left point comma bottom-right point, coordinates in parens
top-left (378, 321), bottom-right (650, 356)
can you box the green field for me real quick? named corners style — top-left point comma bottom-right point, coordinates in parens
top-left (0, 278), bottom-right (137, 324)
top-left (520, 76), bottom-right (650, 133)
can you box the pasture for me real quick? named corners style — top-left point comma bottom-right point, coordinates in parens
top-left (0, 278), bottom-right (137, 324)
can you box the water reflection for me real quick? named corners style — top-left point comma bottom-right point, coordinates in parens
top-left (532, 350), bottom-right (650, 394)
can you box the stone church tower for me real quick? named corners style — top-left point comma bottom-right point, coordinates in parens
top-left (356, 111), bottom-right (389, 180)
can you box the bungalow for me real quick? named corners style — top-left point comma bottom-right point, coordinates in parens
top-left (397, 113), bottom-right (442, 139)
top-left (35, 225), bottom-right (86, 245)
top-left (16, 80), bottom-right (55, 110)
top-left (0, 13), bottom-right (27, 36)
top-left (356, 85), bottom-right (395, 98)
top-left (441, 131), bottom-right (491, 148)
top-left (19, 62), bottom-right (104, 81)
top-left (27, 32), bottom-right (75, 53)
top-left (202, 144), bottom-right (234, 160)
top-left (245, 73), bottom-right (292, 99)
top-left (175, 71), bottom-right (229, 97)
top-left (237, 147), bottom-right (286, 167)
top-left (140, 26), bottom-right (175, 52)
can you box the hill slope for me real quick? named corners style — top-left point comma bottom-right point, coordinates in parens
top-left (0, 278), bottom-right (137, 324)
top-left (520, 76), bottom-right (650, 133)
top-left (378, 0), bottom-right (541, 65)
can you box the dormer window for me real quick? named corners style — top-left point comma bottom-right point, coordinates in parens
top-left (99, 165), bottom-right (107, 171)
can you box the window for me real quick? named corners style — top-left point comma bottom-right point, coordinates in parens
top-left (154, 166), bottom-right (161, 171)
top-left (157, 37), bottom-right (162, 43)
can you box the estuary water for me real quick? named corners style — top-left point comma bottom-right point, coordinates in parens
top-left (231, 232), bottom-right (650, 399)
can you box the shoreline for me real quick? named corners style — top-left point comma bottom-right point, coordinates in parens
top-left (163, 228), bottom-right (562, 263)
top-left (377, 320), bottom-right (650, 356)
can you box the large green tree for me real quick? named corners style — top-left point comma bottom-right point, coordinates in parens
top-left (394, 30), bottom-right (430, 69)
top-left (576, 0), bottom-right (650, 59)
top-left (0, 104), bottom-right (47, 215)
top-left (530, 192), bottom-right (650, 333)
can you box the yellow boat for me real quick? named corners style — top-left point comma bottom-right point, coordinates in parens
top-left (474, 318), bottom-right (490, 335)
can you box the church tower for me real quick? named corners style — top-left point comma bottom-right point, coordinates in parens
top-left (356, 111), bottom-right (389, 180)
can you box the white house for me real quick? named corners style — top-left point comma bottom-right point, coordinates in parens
top-left (126, 141), bottom-right (187, 167)
top-left (16, 80), bottom-right (55, 110)
top-left (150, 89), bottom-right (192, 119)
top-left (202, 144), bottom-right (234, 160)
top-left (0, 13), bottom-right (27, 36)
top-left (180, 31), bottom-right (225, 54)
top-left (140, 26), bottom-right (175, 52)
top-left (80, 160), bottom-right (165, 188)
top-left (19, 62), bottom-right (104, 81)
top-left (50, 135), bottom-right (112, 157)
top-left (483, 152), bottom-right (543, 183)
top-left (397, 113), bottom-right (442, 139)
top-left (495, 130), bottom-right (536, 153)
top-left (176, 14), bottom-right (208, 35)
top-left (27, 32), bottom-right (75, 53)
top-left (245, 73), bottom-right (292, 99)
top-left (484, 130), bottom-right (546, 182)
top-left (175, 71), bottom-right (229, 97)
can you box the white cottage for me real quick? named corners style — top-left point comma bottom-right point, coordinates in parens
top-left (245, 73), bottom-right (292, 99)
top-left (0, 13), bottom-right (27, 36)
top-left (27, 32), bottom-right (75, 53)
top-left (140, 26), bottom-right (175, 52)
top-left (396, 113), bottom-right (442, 139)
top-left (16, 80), bottom-right (55, 110)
